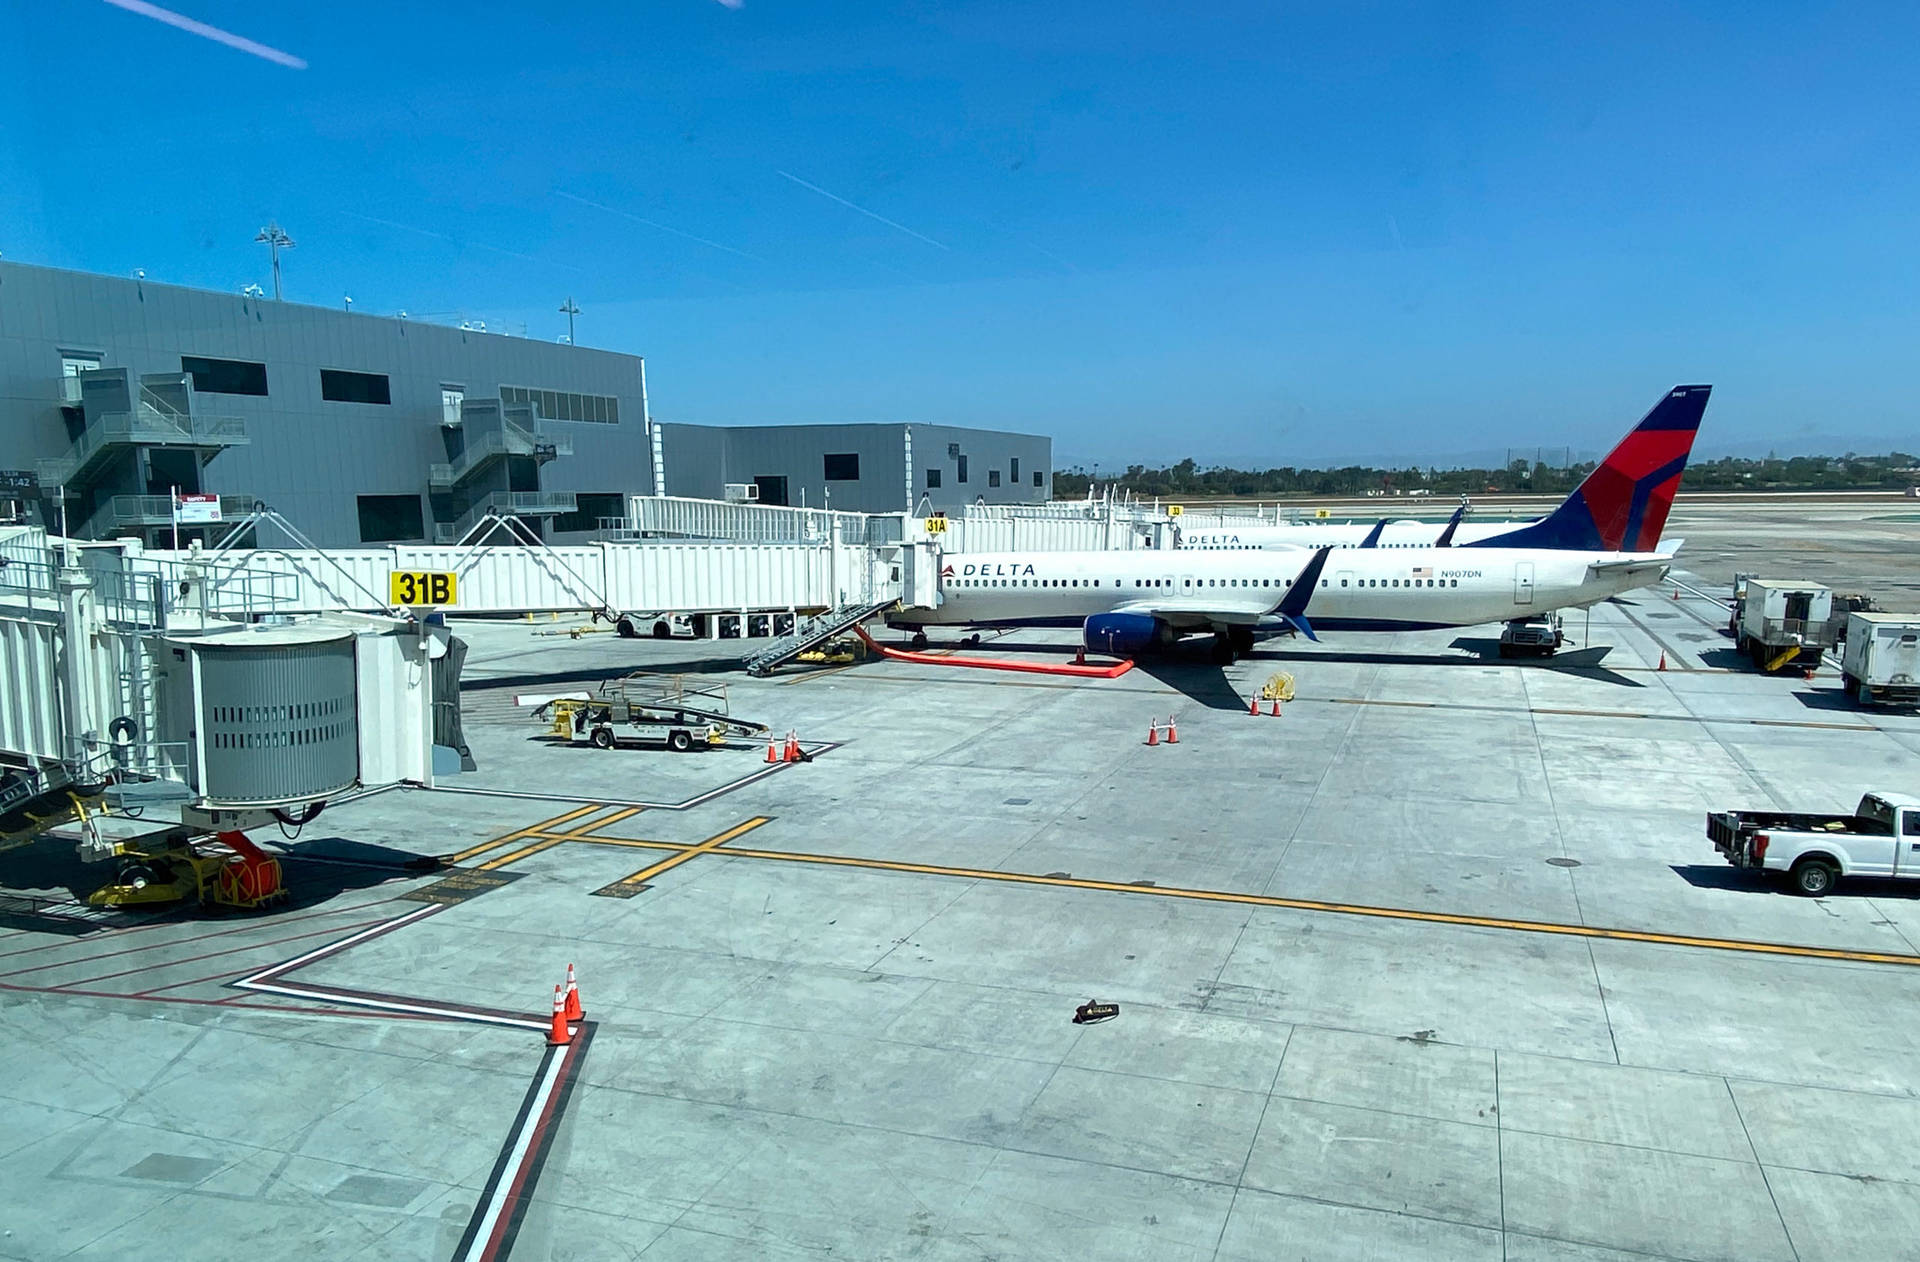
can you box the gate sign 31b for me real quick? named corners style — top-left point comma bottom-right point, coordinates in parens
top-left (389, 570), bottom-right (457, 606)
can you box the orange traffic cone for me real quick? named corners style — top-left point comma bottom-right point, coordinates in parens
top-left (1270, 699), bottom-right (1282, 717)
top-left (765, 736), bottom-right (780, 763)
top-left (1671, 589), bottom-right (1680, 600)
top-left (1146, 722), bottom-right (1160, 746)
top-left (1165, 717), bottom-right (1178, 744)
top-left (1657, 651), bottom-right (1667, 672)
top-left (564, 963), bottom-right (583, 1021)
top-left (785, 731), bottom-right (801, 762)
top-left (546, 984), bottom-right (571, 1046)
top-left (1248, 696), bottom-right (1260, 716)
top-left (1075, 649), bottom-right (1086, 665)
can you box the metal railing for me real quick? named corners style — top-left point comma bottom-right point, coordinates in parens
top-left (436, 491), bottom-right (579, 544)
top-left (428, 425), bottom-right (572, 487)
top-left (627, 495), bottom-right (876, 544)
top-left (92, 494), bottom-right (257, 530)
top-left (38, 406), bottom-right (248, 486)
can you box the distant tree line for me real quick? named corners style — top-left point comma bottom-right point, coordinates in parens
top-left (1051, 452), bottom-right (1920, 500)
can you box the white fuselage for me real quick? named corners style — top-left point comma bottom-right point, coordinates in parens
top-left (897, 546), bottom-right (1667, 633)
top-left (1176, 520), bottom-right (1530, 551)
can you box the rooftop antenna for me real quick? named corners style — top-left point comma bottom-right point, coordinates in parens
top-left (253, 221), bottom-right (294, 299)
top-left (342, 295), bottom-right (353, 311)
top-left (558, 296), bottom-right (580, 345)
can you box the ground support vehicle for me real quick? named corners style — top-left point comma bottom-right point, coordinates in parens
top-left (1710, 791), bottom-right (1920, 894)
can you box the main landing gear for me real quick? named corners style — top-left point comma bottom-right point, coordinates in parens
top-left (1212, 626), bottom-right (1256, 663)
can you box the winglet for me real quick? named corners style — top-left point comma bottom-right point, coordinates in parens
top-left (1359, 518), bottom-right (1387, 548)
top-left (1275, 544), bottom-right (1332, 624)
top-left (1435, 502), bottom-right (1467, 547)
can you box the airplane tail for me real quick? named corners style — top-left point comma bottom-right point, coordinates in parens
top-left (1471, 384), bottom-right (1711, 552)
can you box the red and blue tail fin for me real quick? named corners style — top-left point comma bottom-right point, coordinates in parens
top-left (1470, 384), bottom-right (1710, 552)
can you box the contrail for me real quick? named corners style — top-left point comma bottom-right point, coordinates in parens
top-left (99, 0), bottom-right (307, 68)
top-left (776, 170), bottom-right (949, 250)
top-left (341, 211), bottom-right (585, 273)
top-left (553, 192), bottom-right (765, 262)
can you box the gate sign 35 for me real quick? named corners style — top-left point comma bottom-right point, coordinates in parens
top-left (390, 570), bottom-right (457, 606)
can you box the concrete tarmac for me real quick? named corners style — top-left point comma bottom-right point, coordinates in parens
top-left (2, 501), bottom-right (1919, 1260)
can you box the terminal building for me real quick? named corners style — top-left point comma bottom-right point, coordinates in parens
top-left (0, 260), bottom-right (1050, 547)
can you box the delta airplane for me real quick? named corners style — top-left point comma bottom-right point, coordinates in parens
top-left (1174, 384), bottom-right (1711, 554)
top-left (886, 386), bottom-right (1703, 660)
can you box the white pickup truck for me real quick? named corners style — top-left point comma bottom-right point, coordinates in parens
top-left (1709, 792), bottom-right (1920, 895)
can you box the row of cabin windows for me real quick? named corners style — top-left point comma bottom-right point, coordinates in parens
top-left (952, 576), bottom-right (1463, 589)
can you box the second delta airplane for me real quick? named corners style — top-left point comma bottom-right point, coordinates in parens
top-left (887, 384), bottom-right (1708, 661)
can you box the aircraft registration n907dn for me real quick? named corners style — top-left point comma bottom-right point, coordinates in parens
top-left (885, 543), bottom-right (1673, 661)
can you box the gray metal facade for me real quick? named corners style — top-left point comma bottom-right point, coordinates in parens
top-left (1, 260), bottom-right (1054, 544)
top-left (0, 260), bottom-right (655, 547)
top-left (657, 421), bottom-right (1052, 514)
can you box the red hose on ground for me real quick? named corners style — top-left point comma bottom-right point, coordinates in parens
top-left (853, 626), bottom-right (1135, 678)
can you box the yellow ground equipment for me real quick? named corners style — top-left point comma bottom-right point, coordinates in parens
top-left (1, 766), bottom-right (107, 857)
top-left (796, 634), bottom-right (867, 666)
top-left (88, 830), bottom-right (286, 910)
top-left (1260, 672), bottom-right (1297, 703)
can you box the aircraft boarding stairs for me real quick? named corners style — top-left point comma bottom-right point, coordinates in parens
top-left (743, 598), bottom-right (898, 677)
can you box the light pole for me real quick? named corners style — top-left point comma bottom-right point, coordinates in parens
top-left (254, 222), bottom-right (294, 299)
top-left (558, 296), bottom-right (580, 345)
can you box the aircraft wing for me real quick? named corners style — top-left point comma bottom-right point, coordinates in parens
top-left (1112, 598), bottom-right (1272, 629)
top-left (1109, 546), bottom-right (1335, 637)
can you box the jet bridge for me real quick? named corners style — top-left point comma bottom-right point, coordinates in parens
top-left (0, 529), bottom-right (467, 864)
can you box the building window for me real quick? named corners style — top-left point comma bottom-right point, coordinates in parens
top-left (320, 369), bottom-right (392, 405)
top-left (553, 492), bottom-right (625, 534)
top-left (500, 385), bottom-right (618, 424)
top-left (1033, 471), bottom-right (1044, 488)
top-left (926, 468), bottom-right (942, 489)
top-left (442, 386), bottom-right (465, 426)
top-left (989, 469), bottom-right (1002, 488)
top-left (1011, 457), bottom-right (1020, 482)
top-left (59, 352), bottom-right (102, 404)
top-left (957, 455), bottom-right (968, 484)
top-left (182, 356), bottom-right (268, 396)
top-left (823, 453), bottom-right (860, 481)
top-left (356, 494), bottom-right (424, 543)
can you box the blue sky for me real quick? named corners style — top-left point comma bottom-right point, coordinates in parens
top-left (4, 1), bottom-right (1916, 466)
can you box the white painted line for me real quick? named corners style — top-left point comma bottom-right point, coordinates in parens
top-left (236, 905), bottom-right (439, 984)
top-left (233, 979), bottom-right (549, 1032)
top-left (458, 1048), bottom-right (571, 1262)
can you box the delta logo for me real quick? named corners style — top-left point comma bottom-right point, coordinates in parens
top-left (941, 564), bottom-right (955, 578)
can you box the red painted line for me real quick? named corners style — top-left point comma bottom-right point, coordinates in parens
top-left (257, 978), bottom-right (539, 1026)
top-left (46, 916), bottom-right (396, 988)
top-left (0, 894), bottom-right (405, 967)
top-left (0, 978), bottom-right (439, 1020)
top-left (853, 626), bottom-right (1135, 677)
top-left (238, 905), bottom-right (440, 986)
top-left (478, 1029), bottom-right (593, 1261)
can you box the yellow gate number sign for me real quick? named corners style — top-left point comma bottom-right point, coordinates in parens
top-left (390, 570), bottom-right (457, 606)
top-left (1167, 504), bottom-right (1183, 517)
top-left (924, 514), bottom-right (947, 534)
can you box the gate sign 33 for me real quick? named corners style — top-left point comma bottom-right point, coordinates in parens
top-left (389, 570), bottom-right (457, 606)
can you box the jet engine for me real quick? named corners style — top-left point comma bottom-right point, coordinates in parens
top-left (1082, 612), bottom-right (1166, 657)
